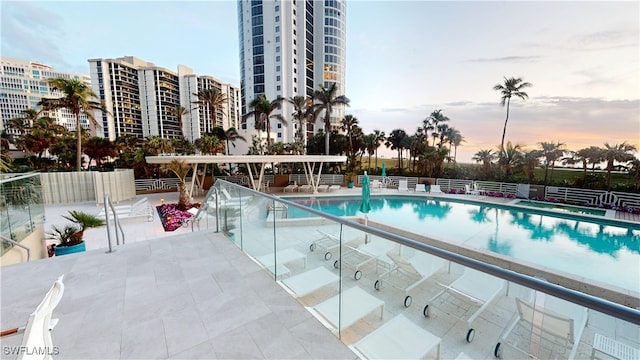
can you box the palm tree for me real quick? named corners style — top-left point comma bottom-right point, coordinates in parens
top-left (23, 117), bottom-right (66, 160)
top-left (499, 142), bottom-right (523, 179)
top-left (426, 110), bottom-right (450, 147)
top-left (362, 133), bottom-right (377, 172)
top-left (194, 135), bottom-right (224, 155)
top-left (38, 78), bottom-right (106, 171)
top-left (539, 141), bottom-right (565, 185)
top-left (164, 160), bottom-right (192, 210)
top-left (223, 127), bottom-right (246, 155)
top-left (242, 95), bottom-right (284, 151)
top-left (172, 105), bottom-right (189, 138)
top-left (447, 128), bottom-right (465, 164)
top-left (312, 83), bottom-right (350, 155)
top-left (7, 109), bottom-right (37, 135)
top-left (472, 149), bottom-right (496, 179)
top-left (385, 129), bottom-right (408, 171)
top-left (288, 95), bottom-right (312, 147)
top-left (373, 130), bottom-right (385, 170)
top-left (493, 77), bottom-right (532, 158)
top-left (192, 88), bottom-right (227, 133)
top-left (521, 150), bottom-right (541, 183)
top-left (84, 137), bottom-right (117, 171)
top-left (603, 142), bottom-right (637, 190)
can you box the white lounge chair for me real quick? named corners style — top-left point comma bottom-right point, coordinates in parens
top-left (375, 249), bottom-right (446, 307)
top-left (424, 267), bottom-right (505, 343)
top-left (221, 188), bottom-right (252, 203)
top-left (317, 184), bottom-right (330, 192)
top-left (309, 230), bottom-right (361, 261)
top-left (312, 286), bottom-right (384, 332)
top-left (328, 184), bottom-right (341, 191)
top-left (371, 180), bottom-right (382, 192)
top-left (298, 184), bottom-right (313, 192)
top-left (96, 197), bottom-right (154, 222)
top-left (334, 237), bottom-right (397, 280)
top-left (283, 183), bottom-right (299, 192)
top-left (430, 184), bottom-right (443, 194)
top-left (351, 314), bottom-right (441, 360)
top-left (414, 183), bottom-right (426, 192)
top-left (398, 179), bottom-right (409, 192)
top-left (495, 293), bottom-right (588, 359)
top-left (465, 184), bottom-right (480, 196)
top-left (1, 275), bottom-right (65, 360)
top-left (280, 267), bottom-right (339, 299)
top-left (255, 248), bottom-right (307, 278)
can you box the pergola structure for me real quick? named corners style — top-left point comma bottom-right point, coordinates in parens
top-left (145, 155), bottom-right (347, 196)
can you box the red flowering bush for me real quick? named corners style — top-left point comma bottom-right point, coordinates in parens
top-left (156, 203), bottom-right (201, 231)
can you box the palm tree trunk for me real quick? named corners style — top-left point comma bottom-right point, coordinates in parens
top-left (324, 113), bottom-right (331, 155)
top-left (76, 110), bottom-right (82, 171)
top-left (178, 181), bottom-right (190, 210)
top-left (499, 99), bottom-right (511, 180)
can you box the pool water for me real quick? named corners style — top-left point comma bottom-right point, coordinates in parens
top-left (287, 196), bottom-right (640, 293)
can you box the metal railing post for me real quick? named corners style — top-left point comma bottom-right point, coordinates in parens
top-left (0, 235), bottom-right (30, 262)
top-left (104, 194), bottom-right (114, 254)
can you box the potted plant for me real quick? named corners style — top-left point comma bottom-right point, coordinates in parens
top-left (47, 211), bottom-right (105, 256)
top-left (346, 172), bottom-right (356, 188)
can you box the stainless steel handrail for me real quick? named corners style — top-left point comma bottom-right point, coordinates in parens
top-left (215, 179), bottom-right (640, 326)
top-left (103, 194), bottom-right (125, 253)
top-left (191, 186), bottom-right (219, 233)
top-left (0, 234), bottom-right (30, 262)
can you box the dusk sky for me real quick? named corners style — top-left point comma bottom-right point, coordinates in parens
top-left (2, 1), bottom-right (638, 163)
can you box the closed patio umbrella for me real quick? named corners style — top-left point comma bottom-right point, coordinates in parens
top-left (381, 163), bottom-right (386, 177)
top-left (360, 171), bottom-right (371, 242)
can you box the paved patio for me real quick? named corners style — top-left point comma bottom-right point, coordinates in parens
top-left (0, 230), bottom-right (358, 359)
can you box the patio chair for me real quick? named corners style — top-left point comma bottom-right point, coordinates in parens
top-left (495, 293), bottom-right (588, 359)
top-left (424, 267), bottom-right (505, 342)
top-left (371, 180), bottom-right (382, 192)
top-left (328, 185), bottom-right (341, 191)
top-left (430, 185), bottom-right (443, 194)
top-left (414, 183), bottom-right (426, 192)
top-left (465, 184), bottom-right (480, 196)
top-left (280, 266), bottom-right (339, 299)
top-left (317, 184), bottom-right (330, 192)
top-left (351, 314), bottom-right (441, 360)
top-left (298, 184), bottom-right (313, 192)
top-left (283, 183), bottom-right (299, 192)
top-left (96, 197), bottom-right (154, 221)
top-left (311, 286), bottom-right (384, 332)
top-left (398, 179), bottom-right (409, 192)
top-left (374, 249), bottom-right (447, 307)
top-left (1, 275), bottom-right (65, 360)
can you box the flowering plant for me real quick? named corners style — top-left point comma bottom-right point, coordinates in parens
top-left (157, 203), bottom-right (201, 231)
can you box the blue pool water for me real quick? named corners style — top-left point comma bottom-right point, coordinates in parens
top-left (287, 196), bottom-right (640, 293)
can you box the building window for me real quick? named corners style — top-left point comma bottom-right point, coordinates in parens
top-left (276, 26), bottom-right (280, 32)
top-left (277, 123), bottom-right (282, 128)
top-left (276, 75), bottom-right (280, 81)
top-left (276, 65), bottom-right (280, 71)
top-left (276, 36), bottom-right (280, 42)
top-left (276, 85), bottom-right (281, 91)
top-left (277, 132), bottom-right (282, 138)
top-left (275, 15), bottom-right (279, 22)
top-left (276, 46), bottom-right (280, 52)
top-left (276, 56), bottom-right (280, 62)
top-left (275, 5), bottom-right (279, 12)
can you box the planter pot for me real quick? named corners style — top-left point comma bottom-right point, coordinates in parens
top-left (53, 242), bottom-right (86, 256)
top-left (347, 181), bottom-right (354, 189)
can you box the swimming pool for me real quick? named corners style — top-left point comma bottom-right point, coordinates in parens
top-left (286, 195), bottom-right (640, 293)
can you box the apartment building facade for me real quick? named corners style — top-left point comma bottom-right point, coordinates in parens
top-left (237, 0), bottom-right (347, 145)
top-left (0, 57), bottom-right (93, 135)
top-left (89, 57), bottom-right (240, 142)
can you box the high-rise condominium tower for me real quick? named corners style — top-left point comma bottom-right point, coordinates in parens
top-left (89, 57), bottom-right (240, 142)
top-left (0, 57), bottom-right (92, 135)
top-left (237, 0), bottom-right (347, 145)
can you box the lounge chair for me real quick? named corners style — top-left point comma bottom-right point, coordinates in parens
top-left (465, 184), bottom-right (480, 196)
top-left (495, 293), bottom-right (588, 359)
top-left (374, 249), bottom-right (446, 307)
top-left (298, 184), bottom-right (312, 192)
top-left (424, 267), bottom-right (505, 342)
top-left (311, 286), bottom-right (384, 332)
top-left (317, 184), bottom-right (330, 192)
top-left (430, 185), bottom-right (443, 194)
top-left (414, 183), bottom-right (426, 192)
top-left (283, 183), bottom-right (299, 192)
top-left (255, 248), bottom-right (307, 278)
top-left (309, 230), bottom-right (361, 260)
top-left (221, 188), bottom-right (252, 203)
top-left (398, 179), bottom-right (409, 192)
top-left (96, 197), bottom-right (154, 222)
top-left (371, 180), bottom-right (382, 192)
top-left (334, 237), bottom-right (397, 280)
top-left (328, 184), bottom-right (341, 191)
top-left (351, 314), bottom-right (441, 360)
top-left (280, 267), bottom-right (339, 299)
top-left (1, 275), bottom-right (65, 360)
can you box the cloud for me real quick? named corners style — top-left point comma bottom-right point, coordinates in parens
top-left (466, 56), bottom-right (541, 63)
top-left (0, 2), bottom-right (68, 67)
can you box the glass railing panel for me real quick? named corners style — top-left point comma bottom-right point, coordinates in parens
top-left (493, 288), bottom-right (639, 360)
top-left (1, 174), bottom-right (43, 256)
